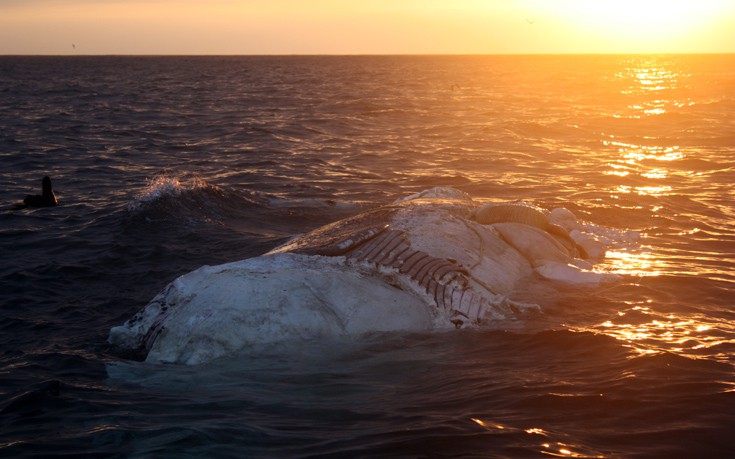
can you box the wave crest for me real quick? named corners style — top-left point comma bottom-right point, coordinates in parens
top-left (127, 175), bottom-right (209, 213)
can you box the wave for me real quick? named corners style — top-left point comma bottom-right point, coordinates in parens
top-left (124, 174), bottom-right (271, 227)
top-left (126, 175), bottom-right (210, 213)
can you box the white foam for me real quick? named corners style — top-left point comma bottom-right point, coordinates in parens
top-left (126, 175), bottom-right (208, 212)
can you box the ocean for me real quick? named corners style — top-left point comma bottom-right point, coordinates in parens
top-left (0, 55), bottom-right (733, 458)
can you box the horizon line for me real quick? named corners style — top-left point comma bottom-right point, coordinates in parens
top-left (2, 52), bottom-right (734, 57)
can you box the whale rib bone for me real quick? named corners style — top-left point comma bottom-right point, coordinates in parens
top-left (342, 229), bottom-right (516, 325)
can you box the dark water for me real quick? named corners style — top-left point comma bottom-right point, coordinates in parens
top-left (1, 55), bottom-right (734, 458)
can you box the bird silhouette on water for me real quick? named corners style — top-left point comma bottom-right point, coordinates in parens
top-left (16, 176), bottom-right (58, 209)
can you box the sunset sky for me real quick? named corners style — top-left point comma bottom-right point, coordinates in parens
top-left (1, 0), bottom-right (734, 55)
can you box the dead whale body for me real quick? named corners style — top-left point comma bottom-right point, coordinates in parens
top-left (109, 187), bottom-right (615, 364)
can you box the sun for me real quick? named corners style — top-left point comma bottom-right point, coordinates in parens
top-left (525, 0), bottom-right (732, 52)
top-left (574, 0), bottom-right (721, 36)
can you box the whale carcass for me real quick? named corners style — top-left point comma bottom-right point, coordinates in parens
top-left (109, 187), bottom-right (613, 364)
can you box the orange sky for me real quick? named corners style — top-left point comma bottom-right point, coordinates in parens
top-left (1, 0), bottom-right (733, 55)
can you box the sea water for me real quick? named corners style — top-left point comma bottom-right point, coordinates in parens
top-left (1, 55), bottom-right (734, 457)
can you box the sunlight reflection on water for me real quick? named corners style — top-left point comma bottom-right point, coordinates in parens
top-left (565, 283), bottom-right (735, 361)
top-left (603, 139), bottom-right (685, 185)
top-left (591, 307), bottom-right (735, 360)
top-left (602, 59), bottom-right (691, 204)
top-left (619, 59), bottom-right (688, 94)
top-left (584, 48), bottom-right (734, 365)
top-left (613, 57), bottom-right (692, 122)
top-left (614, 185), bottom-right (672, 196)
top-left (470, 418), bottom-right (606, 458)
top-left (603, 250), bottom-right (660, 277)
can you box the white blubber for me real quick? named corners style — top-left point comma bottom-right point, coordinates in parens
top-left (110, 187), bottom-right (621, 364)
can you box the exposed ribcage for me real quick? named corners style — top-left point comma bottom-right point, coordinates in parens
top-left (344, 228), bottom-right (495, 325)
